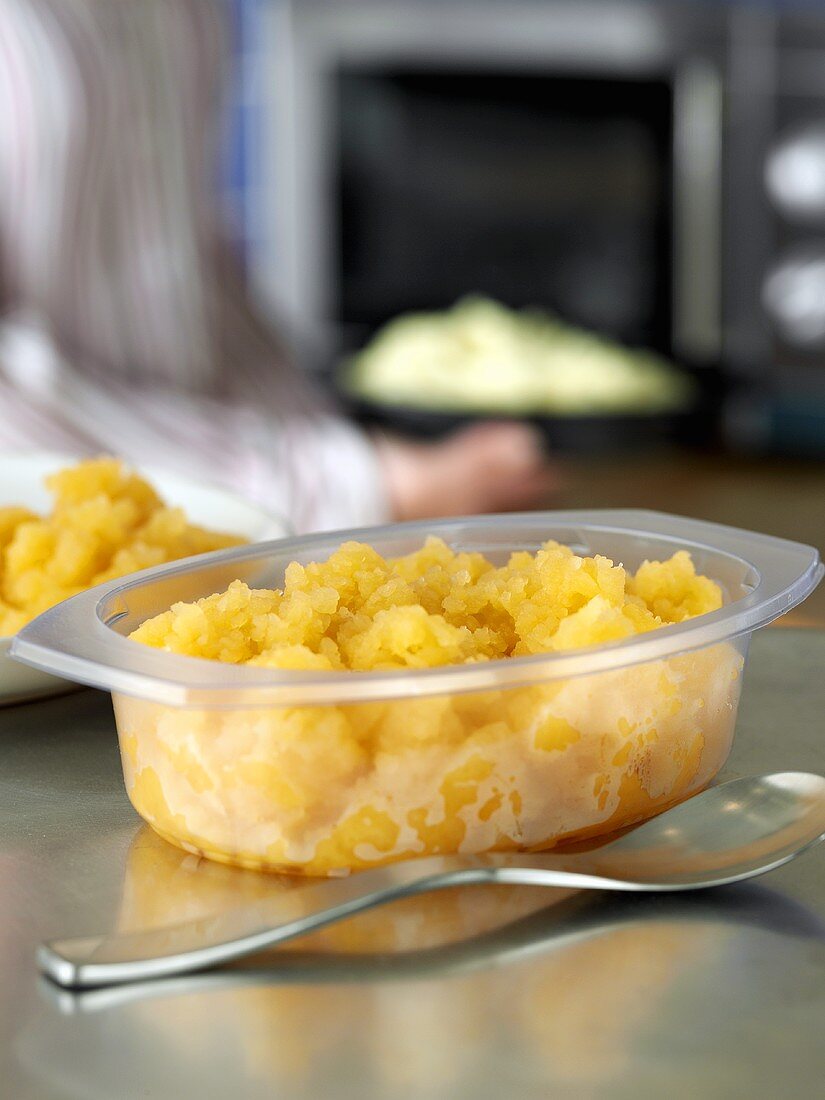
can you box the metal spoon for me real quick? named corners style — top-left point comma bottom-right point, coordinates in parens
top-left (40, 884), bottom-right (825, 1016)
top-left (39, 772), bottom-right (825, 990)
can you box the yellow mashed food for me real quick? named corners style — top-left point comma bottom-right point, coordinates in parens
top-left (0, 457), bottom-right (245, 635)
top-left (131, 537), bottom-right (723, 666)
top-left (121, 537), bottom-right (743, 876)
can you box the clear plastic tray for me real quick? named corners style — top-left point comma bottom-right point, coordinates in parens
top-left (12, 511), bottom-right (822, 875)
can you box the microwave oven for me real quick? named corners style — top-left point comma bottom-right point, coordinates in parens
top-left (248, 0), bottom-right (825, 449)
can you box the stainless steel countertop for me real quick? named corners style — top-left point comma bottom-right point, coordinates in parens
top-left (2, 628), bottom-right (824, 1099)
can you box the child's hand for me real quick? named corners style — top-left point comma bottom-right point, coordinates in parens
top-left (377, 421), bottom-right (563, 521)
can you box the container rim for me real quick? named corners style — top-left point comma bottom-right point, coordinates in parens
top-left (11, 510), bottom-right (823, 707)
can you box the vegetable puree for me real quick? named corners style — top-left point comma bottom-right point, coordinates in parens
top-left (120, 536), bottom-right (742, 875)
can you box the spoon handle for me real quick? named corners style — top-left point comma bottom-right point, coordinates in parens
top-left (38, 853), bottom-right (653, 990)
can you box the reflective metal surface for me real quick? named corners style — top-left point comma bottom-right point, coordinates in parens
top-left (40, 772), bottom-right (825, 990)
top-left (3, 628), bottom-right (825, 1098)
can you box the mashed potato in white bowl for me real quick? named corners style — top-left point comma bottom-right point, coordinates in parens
top-left (0, 453), bottom-right (288, 704)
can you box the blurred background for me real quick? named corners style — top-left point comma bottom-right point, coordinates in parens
top-left (2, 0), bottom-right (823, 614)
top-left (221, 0), bottom-right (825, 616)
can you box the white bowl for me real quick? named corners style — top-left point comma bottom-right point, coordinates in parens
top-left (0, 452), bottom-right (289, 704)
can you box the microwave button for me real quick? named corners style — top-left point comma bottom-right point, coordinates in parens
top-left (763, 249), bottom-right (825, 346)
top-left (766, 124), bottom-right (825, 221)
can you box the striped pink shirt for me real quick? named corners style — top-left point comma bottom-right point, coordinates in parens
top-left (0, 0), bottom-right (388, 532)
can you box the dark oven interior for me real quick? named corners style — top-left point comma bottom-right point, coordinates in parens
top-left (336, 69), bottom-right (674, 358)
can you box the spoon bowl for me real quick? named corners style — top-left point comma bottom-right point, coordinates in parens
top-left (39, 772), bottom-right (825, 990)
top-left (557, 770), bottom-right (825, 887)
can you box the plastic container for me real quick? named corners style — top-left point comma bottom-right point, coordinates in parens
top-left (12, 511), bottom-right (822, 876)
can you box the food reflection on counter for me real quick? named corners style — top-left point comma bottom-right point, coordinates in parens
top-left (111, 827), bottom-right (721, 1093)
top-left (0, 457), bottom-right (245, 636)
top-left (118, 535), bottom-right (742, 875)
top-left (118, 826), bottom-right (568, 954)
top-left (343, 297), bottom-right (694, 416)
